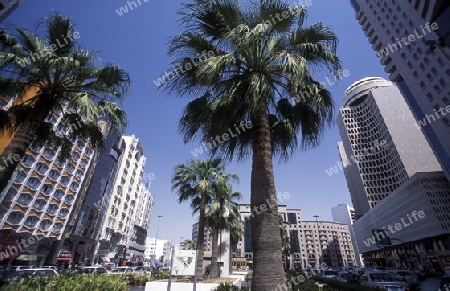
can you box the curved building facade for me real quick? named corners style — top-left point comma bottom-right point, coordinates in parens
top-left (337, 77), bottom-right (442, 218)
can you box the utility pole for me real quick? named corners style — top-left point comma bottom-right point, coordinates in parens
top-left (153, 215), bottom-right (162, 266)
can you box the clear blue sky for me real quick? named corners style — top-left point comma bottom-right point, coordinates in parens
top-left (5, 0), bottom-right (388, 243)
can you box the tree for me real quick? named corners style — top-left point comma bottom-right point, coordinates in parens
top-left (163, 0), bottom-right (340, 289)
top-left (171, 159), bottom-right (238, 277)
top-left (181, 239), bottom-right (197, 250)
top-left (279, 215), bottom-right (291, 271)
top-left (204, 182), bottom-right (242, 278)
top-left (0, 13), bottom-right (130, 191)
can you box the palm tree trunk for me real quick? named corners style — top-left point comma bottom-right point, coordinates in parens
top-left (250, 101), bottom-right (286, 290)
top-left (0, 108), bottom-right (47, 192)
top-left (196, 192), bottom-right (207, 278)
top-left (210, 228), bottom-right (219, 278)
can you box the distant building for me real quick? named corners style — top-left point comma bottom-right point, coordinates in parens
top-left (145, 238), bottom-right (172, 267)
top-left (194, 204), bottom-right (357, 271)
top-left (0, 0), bottom-right (24, 22)
top-left (337, 77), bottom-right (441, 217)
top-left (331, 204), bottom-right (363, 267)
top-left (350, 0), bottom-right (450, 182)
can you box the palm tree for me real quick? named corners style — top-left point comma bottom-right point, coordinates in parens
top-left (171, 158), bottom-right (238, 277)
top-left (0, 13), bottom-right (130, 191)
top-left (181, 239), bottom-right (197, 250)
top-left (204, 183), bottom-right (242, 278)
top-left (163, 0), bottom-right (340, 289)
top-left (279, 215), bottom-right (291, 271)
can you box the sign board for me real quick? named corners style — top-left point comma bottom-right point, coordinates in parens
top-left (171, 247), bottom-right (196, 276)
top-left (372, 229), bottom-right (392, 246)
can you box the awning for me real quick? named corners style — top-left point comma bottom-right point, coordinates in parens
top-left (56, 258), bottom-right (71, 261)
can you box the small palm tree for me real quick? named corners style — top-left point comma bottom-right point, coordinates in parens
top-left (279, 215), bottom-right (291, 271)
top-left (171, 158), bottom-right (238, 277)
top-left (0, 13), bottom-right (130, 191)
top-left (163, 0), bottom-right (340, 288)
top-left (204, 183), bottom-right (242, 278)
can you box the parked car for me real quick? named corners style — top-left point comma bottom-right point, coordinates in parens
top-left (111, 266), bottom-right (134, 273)
top-left (40, 266), bottom-right (57, 271)
top-left (133, 266), bottom-right (152, 274)
top-left (2, 268), bottom-right (58, 284)
top-left (359, 271), bottom-right (409, 290)
top-left (337, 272), bottom-right (348, 282)
top-left (389, 270), bottom-right (420, 289)
top-left (102, 263), bottom-right (116, 270)
top-left (12, 266), bottom-right (32, 271)
top-left (321, 270), bottom-right (339, 279)
top-left (81, 266), bottom-right (108, 274)
top-left (419, 276), bottom-right (450, 291)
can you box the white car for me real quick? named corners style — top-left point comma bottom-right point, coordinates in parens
top-left (4, 268), bottom-right (58, 283)
top-left (359, 271), bottom-right (409, 291)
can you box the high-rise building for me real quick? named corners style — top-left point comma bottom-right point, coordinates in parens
top-left (349, 0), bottom-right (450, 182)
top-left (62, 129), bottom-right (124, 265)
top-left (0, 100), bottom-right (97, 266)
top-left (0, 0), bottom-right (24, 22)
top-left (97, 134), bottom-right (151, 265)
top-left (331, 204), bottom-right (363, 267)
top-left (337, 77), bottom-right (442, 217)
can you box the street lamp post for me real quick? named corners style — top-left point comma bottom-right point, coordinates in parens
top-left (313, 215), bottom-right (321, 268)
top-left (153, 215), bottom-right (162, 266)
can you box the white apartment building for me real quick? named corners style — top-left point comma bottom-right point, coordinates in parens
top-left (145, 238), bottom-right (172, 267)
top-left (337, 77), bottom-right (442, 217)
top-left (350, 0), bottom-right (450, 182)
top-left (98, 134), bottom-right (150, 263)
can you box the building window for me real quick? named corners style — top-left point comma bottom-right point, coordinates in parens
top-left (7, 212), bottom-right (24, 225)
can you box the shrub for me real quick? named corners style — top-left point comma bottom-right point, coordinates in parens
top-left (214, 282), bottom-right (250, 291)
top-left (0, 274), bottom-right (128, 291)
top-left (312, 276), bottom-right (380, 291)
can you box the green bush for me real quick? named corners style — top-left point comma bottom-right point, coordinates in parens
top-left (0, 274), bottom-right (128, 291)
top-left (214, 282), bottom-right (250, 291)
top-left (312, 276), bottom-right (380, 291)
top-left (150, 270), bottom-right (170, 280)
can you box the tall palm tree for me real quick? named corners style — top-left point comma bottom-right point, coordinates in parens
top-left (171, 158), bottom-right (238, 277)
top-left (163, 0), bottom-right (340, 289)
top-left (204, 183), bottom-right (242, 278)
top-left (0, 13), bottom-right (130, 191)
